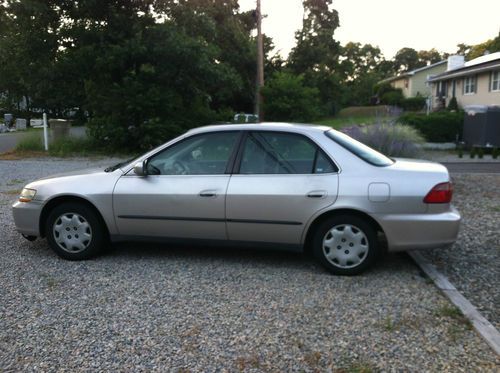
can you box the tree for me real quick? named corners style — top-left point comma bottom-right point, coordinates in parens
top-left (289, 0), bottom-right (340, 73)
top-left (261, 72), bottom-right (321, 122)
top-left (393, 47), bottom-right (424, 73)
top-left (455, 32), bottom-right (500, 60)
top-left (288, 0), bottom-right (342, 115)
top-left (0, 0), bottom-right (60, 114)
top-left (160, 0), bottom-right (257, 113)
top-left (339, 42), bottom-right (387, 106)
top-left (0, 0), bottom-right (265, 150)
top-left (417, 48), bottom-right (443, 65)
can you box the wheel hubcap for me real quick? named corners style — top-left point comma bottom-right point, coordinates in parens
top-left (322, 224), bottom-right (369, 269)
top-left (53, 213), bottom-right (92, 253)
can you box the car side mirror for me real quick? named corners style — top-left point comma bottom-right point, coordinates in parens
top-left (133, 161), bottom-right (147, 176)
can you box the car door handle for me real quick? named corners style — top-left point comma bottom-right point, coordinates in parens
top-left (307, 191), bottom-right (327, 198)
top-left (199, 190), bottom-right (217, 197)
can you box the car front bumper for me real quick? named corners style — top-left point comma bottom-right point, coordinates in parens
top-left (12, 200), bottom-right (44, 237)
top-left (375, 207), bottom-right (461, 252)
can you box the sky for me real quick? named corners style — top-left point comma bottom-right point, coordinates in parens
top-left (239, 0), bottom-right (500, 59)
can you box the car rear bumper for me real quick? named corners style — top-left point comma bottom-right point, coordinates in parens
top-left (12, 200), bottom-right (43, 236)
top-left (375, 207), bottom-right (461, 252)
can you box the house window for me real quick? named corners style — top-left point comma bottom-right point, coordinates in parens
top-left (464, 76), bottom-right (476, 94)
top-left (491, 70), bottom-right (500, 92)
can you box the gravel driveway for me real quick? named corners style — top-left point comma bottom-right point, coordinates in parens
top-left (0, 158), bottom-right (498, 371)
top-left (420, 172), bottom-right (500, 330)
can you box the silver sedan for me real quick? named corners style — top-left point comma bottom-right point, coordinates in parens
top-left (12, 123), bottom-right (460, 275)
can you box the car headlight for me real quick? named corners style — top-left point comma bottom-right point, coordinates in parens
top-left (19, 188), bottom-right (36, 202)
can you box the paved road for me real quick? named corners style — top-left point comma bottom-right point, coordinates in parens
top-left (442, 162), bottom-right (500, 174)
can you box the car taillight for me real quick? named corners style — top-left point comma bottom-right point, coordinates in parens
top-left (423, 182), bottom-right (453, 203)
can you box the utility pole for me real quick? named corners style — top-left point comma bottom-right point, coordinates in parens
top-left (255, 0), bottom-right (264, 122)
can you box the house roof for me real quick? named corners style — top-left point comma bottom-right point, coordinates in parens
top-left (428, 52), bottom-right (500, 82)
top-left (378, 60), bottom-right (447, 84)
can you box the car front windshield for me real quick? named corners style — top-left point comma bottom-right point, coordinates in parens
top-left (325, 130), bottom-right (394, 167)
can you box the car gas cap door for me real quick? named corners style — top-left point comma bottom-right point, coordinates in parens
top-left (368, 182), bottom-right (390, 202)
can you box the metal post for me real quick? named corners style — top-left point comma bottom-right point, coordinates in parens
top-left (43, 112), bottom-right (49, 151)
top-left (255, 0), bottom-right (264, 122)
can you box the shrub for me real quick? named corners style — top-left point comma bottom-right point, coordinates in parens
top-left (261, 72), bottom-right (322, 122)
top-left (447, 97), bottom-right (459, 111)
top-left (373, 82), bottom-right (395, 97)
top-left (493, 148), bottom-right (499, 159)
top-left (343, 122), bottom-right (424, 158)
top-left (400, 96), bottom-right (426, 112)
top-left (380, 90), bottom-right (404, 106)
top-left (397, 111), bottom-right (464, 142)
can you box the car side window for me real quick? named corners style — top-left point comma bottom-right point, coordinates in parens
top-left (147, 132), bottom-right (238, 175)
top-left (239, 132), bottom-right (336, 174)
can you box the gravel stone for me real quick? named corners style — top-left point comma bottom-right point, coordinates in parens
top-left (419, 172), bottom-right (500, 331)
top-left (0, 158), bottom-right (498, 371)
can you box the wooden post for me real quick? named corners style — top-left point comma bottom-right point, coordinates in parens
top-left (255, 0), bottom-right (264, 122)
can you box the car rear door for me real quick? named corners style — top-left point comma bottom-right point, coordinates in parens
top-left (113, 131), bottom-right (240, 240)
top-left (225, 131), bottom-right (339, 245)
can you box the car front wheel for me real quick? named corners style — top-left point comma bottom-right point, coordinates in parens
top-left (313, 215), bottom-right (379, 275)
top-left (45, 202), bottom-right (105, 260)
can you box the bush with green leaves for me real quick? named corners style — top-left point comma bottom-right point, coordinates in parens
top-left (380, 89), bottom-right (404, 106)
top-left (261, 72), bottom-right (322, 122)
top-left (397, 111), bottom-right (464, 142)
top-left (400, 96), bottom-right (426, 111)
top-left (343, 122), bottom-right (424, 158)
top-left (447, 96), bottom-right (459, 111)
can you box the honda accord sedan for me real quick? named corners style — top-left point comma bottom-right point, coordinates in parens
top-left (12, 123), bottom-right (460, 275)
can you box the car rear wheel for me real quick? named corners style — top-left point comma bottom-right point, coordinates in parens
top-left (313, 215), bottom-right (379, 275)
top-left (45, 202), bottom-right (105, 260)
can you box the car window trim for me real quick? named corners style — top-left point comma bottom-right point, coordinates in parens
top-left (143, 130), bottom-right (242, 176)
top-left (224, 131), bottom-right (245, 174)
top-left (232, 130), bottom-right (339, 175)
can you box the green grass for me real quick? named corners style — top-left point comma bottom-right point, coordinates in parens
top-left (435, 304), bottom-right (472, 329)
top-left (6, 178), bottom-right (24, 186)
top-left (335, 362), bottom-right (375, 373)
top-left (337, 105), bottom-right (392, 118)
top-left (436, 305), bottom-right (462, 319)
top-left (13, 135), bottom-right (132, 158)
top-left (383, 316), bottom-right (395, 331)
top-left (15, 134), bottom-right (44, 152)
top-left (313, 116), bottom-right (386, 129)
top-left (2, 189), bottom-right (21, 195)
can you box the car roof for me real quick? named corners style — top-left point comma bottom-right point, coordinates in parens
top-left (186, 122), bottom-right (332, 135)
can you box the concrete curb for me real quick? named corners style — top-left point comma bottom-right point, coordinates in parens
top-left (409, 251), bottom-right (500, 356)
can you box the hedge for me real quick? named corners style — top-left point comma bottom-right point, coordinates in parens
top-left (400, 96), bottom-right (426, 111)
top-left (397, 111), bottom-right (464, 142)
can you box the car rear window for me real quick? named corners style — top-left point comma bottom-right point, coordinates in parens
top-left (325, 130), bottom-right (394, 167)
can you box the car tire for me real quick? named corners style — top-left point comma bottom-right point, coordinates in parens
top-left (45, 202), bottom-right (105, 260)
top-left (312, 215), bottom-right (379, 275)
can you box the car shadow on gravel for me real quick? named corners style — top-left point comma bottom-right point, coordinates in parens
top-left (102, 241), bottom-right (414, 276)
top-left (17, 234), bottom-right (414, 276)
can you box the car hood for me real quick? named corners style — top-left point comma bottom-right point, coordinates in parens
top-left (24, 167), bottom-right (123, 203)
top-left (37, 168), bottom-right (113, 181)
